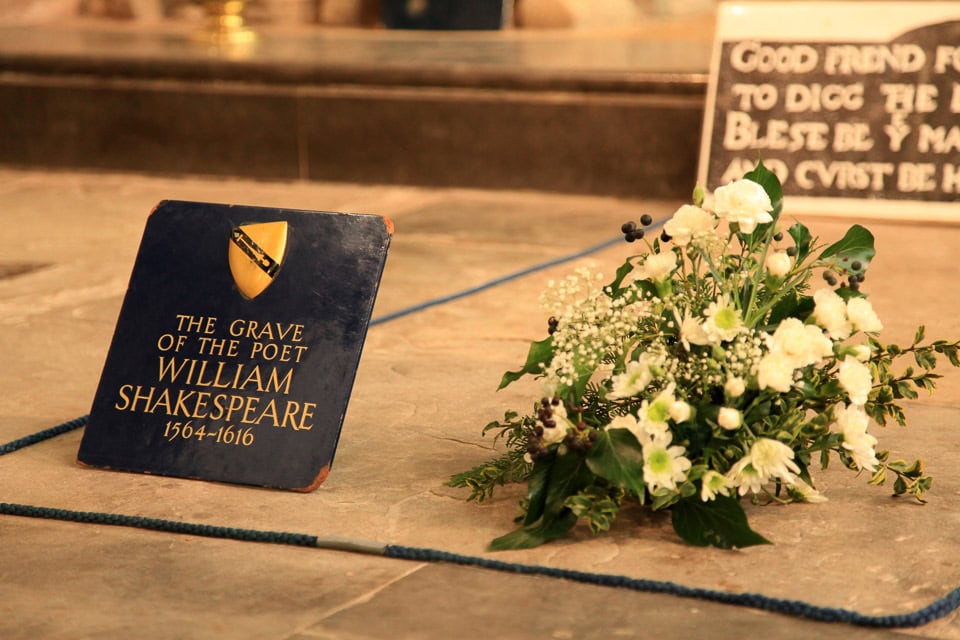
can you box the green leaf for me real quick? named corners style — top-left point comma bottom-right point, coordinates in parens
top-left (586, 429), bottom-right (647, 499)
top-left (743, 158), bottom-right (784, 220)
top-left (671, 496), bottom-right (771, 549)
top-left (488, 511), bottom-right (578, 551)
top-left (607, 260), bottom-right (636, 297)
top-left (543, 450), bottom-right (592, 518)
top-left (499, 337), bottom-right (554, 390)
top-left (522, 451), bottom-right (555, 525)
top-left (818, 224), bottom-right (875, 272)
top-left (787, 222), bottom-right (812, 262)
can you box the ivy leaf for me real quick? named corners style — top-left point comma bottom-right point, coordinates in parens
top-left (488, 511), bottom-right (578, 551)
top-left (491, 450), bottom-right (590, 550)
top-left (671, 496), bottom-right (771, 549)
top-left (499, 336), bottom-right (553, 390)
top-left (586, 429), bottom-right (647, 500)
top-left (542, 450), bottom-right (591, 518)
top-left (522, 451), bottom-right (555, 525)
top-left (818, 224), bottom-right (875, 272)
top-left (765, 292), bottom-right (814, 327)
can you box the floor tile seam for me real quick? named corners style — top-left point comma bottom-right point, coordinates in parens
top-left (266, 561), bottom-right (430, 639)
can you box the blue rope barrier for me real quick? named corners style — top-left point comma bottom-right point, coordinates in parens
top-left (0, 501), bottom-right (957, 628)
top-left (0, 415), bottom-right (88, 456)
top-left (370, 233), bottom-right (631, 326)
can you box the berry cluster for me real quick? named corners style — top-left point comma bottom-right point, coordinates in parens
top-left (621, 214), bottom-right (654, 242)
top-left (562, 419), bottom-right (599, 454)
top-left (823, 259), bottom-right (866, 291)
top-left (527, 396), bottom-right (562, 460)
top-left (547, 316), bottom-right (559, 335)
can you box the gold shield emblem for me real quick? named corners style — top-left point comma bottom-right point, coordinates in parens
top-left (229, 221), bottom-right (288, 299)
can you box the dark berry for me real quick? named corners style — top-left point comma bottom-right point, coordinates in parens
top-left (849, 280), bottom-right (860, 291)
top-left (661, 230), bottom-right (672, 242)
top-left (624, 231), bottom-right (637, 243)
top-left (621, 221), bottom-right (636, 234)
top-left (773, 232), bottom-right (783, 241)
top-left (587, 430), bottom-right (599, 442)
top-left (552, 396), bottom-right (561, 406)
top-left (786, 246), bottom-right (797, 257)
top-left (826, 275), bottom-right (837, 286)
top-left (640, 214), bottom-right (653, 226)
top-left (823, 271), bottom-right (834, 281)
top-left (851, 261), bottom-right (862, 271)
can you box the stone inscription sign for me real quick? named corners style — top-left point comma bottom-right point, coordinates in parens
top-left (702, 16), bottom-right (960, 205)
top-left (77, 201), bottom-right (392, 491)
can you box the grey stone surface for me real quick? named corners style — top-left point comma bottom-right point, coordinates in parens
top-left (1, 168), bottom-right (959, 638)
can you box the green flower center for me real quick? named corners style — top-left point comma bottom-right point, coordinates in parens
top-left (715, 307), bottom-right (738, 330)
top-left (647, 449), bottom-right (670, 473)
top-left (648, 401), bottom-right (670, 424)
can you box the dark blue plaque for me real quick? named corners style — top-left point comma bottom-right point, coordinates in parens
top-left (77, 201), bottom-right (392, 490)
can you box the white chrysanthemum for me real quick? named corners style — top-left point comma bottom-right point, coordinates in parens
top-left (791, 479), bottom-right (829, 503)
top-left (835, 404), bottom-right (879, 471)
top-left (718, 407), bottom-right (742, 430)
top-left (724, 376), bottom-right (746, 399)
top-left (846, 297), bottom-right (883, 333)
top-left (664, 204), bottom-right (718, 248)
top-left (727, 457), bottom-right (764, 496)
top-left (749, 438), bottom-right (800, 483)
top-left (712, 179), bottom-right (774, 234)
top-left (838, 356), bottom-right (872, 405)
top-left (700, 470), bottom-right (733, 501)
top-left (639, 383), bottom-right (678, 435)
top-left (703, 294), bottom-right (743, 342)
top-left (813, 288), bottom-right (852, 339)
top-left (608, 356), bottom-right (654, 399)
top-left (757, 351), bottom-right (796, 392)
top-left (642, 439), bottom-right (692, 492)
top-left (669, 400), bottom-right (692, 424)
top-left (606, 413), bottom-right (644, 441)
top-left (679, 312), bottom-right (711, 351)
top-left (637, 251), bottom-right (678, 283)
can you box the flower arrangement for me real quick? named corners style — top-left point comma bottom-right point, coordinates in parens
top-left (448, 160), bottom-right (960, 550)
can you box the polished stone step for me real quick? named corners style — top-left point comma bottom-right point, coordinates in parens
top-left (0, 23), bottom-right (711, 197)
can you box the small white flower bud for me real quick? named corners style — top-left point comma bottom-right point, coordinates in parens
top-left (765, 252), bottom-right (792, 278)
top-left (718, 407), bottom-right (742, 430)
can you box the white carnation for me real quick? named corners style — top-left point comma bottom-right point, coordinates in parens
top-left (712, 179), bottom-right (774, 234)
top-left (637, 251), bottom-right (678, 282)
top-left (846, 297), bottom-right (883, 333)
top-left (838, 356), bottom-right (872, 405)
top-left (813, 288), bottom-right (852, 339)
top-left (664, 205), bottom-right (717, 247)
top-left (834, 403), bottom-right (879, 471)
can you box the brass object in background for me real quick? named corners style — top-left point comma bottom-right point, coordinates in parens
top-left (193, 0), bottom-right (256, 45)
